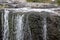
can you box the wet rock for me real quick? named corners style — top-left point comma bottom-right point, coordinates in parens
top-left (28, 12), bottom-right (43, 40)
top-left (47, 15), bottom-right (60, 40)
top-left (0, 11), bottom-right (3, 40)
top-left (23, 12), bottom-right (60, 40)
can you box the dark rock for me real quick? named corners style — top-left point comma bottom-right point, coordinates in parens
top-left (47, 15), bottom-right (59, 40)
top-left (0, 11), bottom-right (3, 40)
top-left (26, 12), bottom-right (43, 40)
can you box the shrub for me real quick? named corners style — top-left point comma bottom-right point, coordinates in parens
top-left (56, 0), bottom-right (60, 5)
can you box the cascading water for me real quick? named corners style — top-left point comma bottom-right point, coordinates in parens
top-left (3, 10), bottom-right (25, 40)
top-left (43, 18), bottom-right (47, 40)
top-left (14, 14), bottom-right (24, 40)
top-left (3, 10), bottom-right (9, 40)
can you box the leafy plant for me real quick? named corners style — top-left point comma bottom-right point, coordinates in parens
top-left (56, 0), bottom-right (60, 5)
top-left (27, 0), bottom-right (51, 3)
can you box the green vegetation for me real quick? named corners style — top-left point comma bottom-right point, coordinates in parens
top-left (0, 4), bottom-right (5, 8)
top-left (27, 0), bottom-right (51, 3)
top-left (0, 4), bottom-right (8, 8)
top-left (27, 0), bottom-right (42, 2)
top-left (56, 0), bottom-right (60, 5)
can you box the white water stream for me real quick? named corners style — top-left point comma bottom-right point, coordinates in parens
top-left (3, 10), bottom-right (9, 40)
top-left (43, 18), bottom-right (47, 40)
top-left (15, 14), bottom-right (24, 40)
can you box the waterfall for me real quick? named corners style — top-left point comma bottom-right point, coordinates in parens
top-left (15, 14), bottom-right (24, 40)
top-left (3, 10), bottom-right (9, 40)
top-left (43, 18), bottom-right (47, 40)
top-left (2, 9), bottom-right (57, 40)
top-left (3, 9), bottom-right (25, 40)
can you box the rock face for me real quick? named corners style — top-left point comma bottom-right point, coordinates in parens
top-left (28, 12), bottom-right (43, 40)
top-left (0, 0), bottom-right (11, 3)
top-left (23, 12), bottom-right (60, 40)
top-left (0, 0), bottom-right (26, 3)
top-left (47, 15), bottom-right (59, 40)
top-left (0, 11), bottom-right (3, 40)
